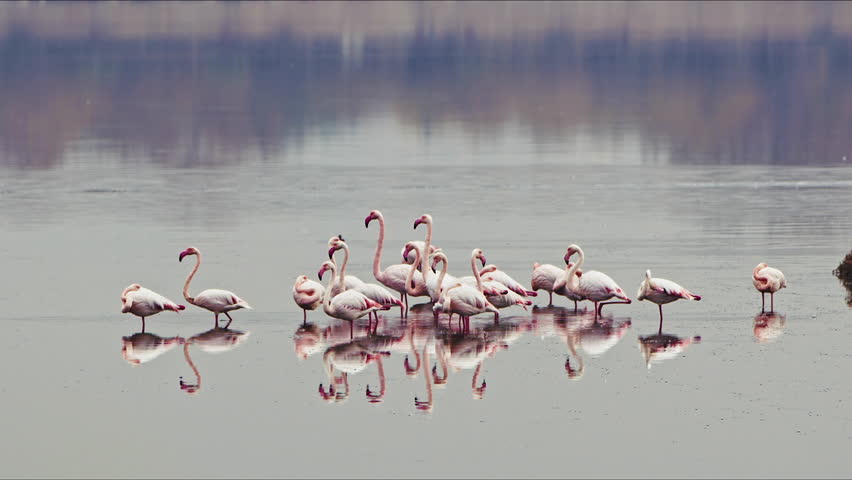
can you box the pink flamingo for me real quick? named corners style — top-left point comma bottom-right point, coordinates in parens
top-left (437, 249), bottom-right (500, 324)
top-left (318, 260), bottom-right (390, 324)
top-left (752, 263), bottom-right (787, 312)
top-left (532, 261), bottom-right (584, 309)
top-left (411, 214), bottom-right (448, 302)
top-left (402, 241), bottom-right (441, 269)
top-left (121, 283), bottom-right (185, 332)
top-left (636, 270), bottom-right (701, 322)
top-left (365, 210), bottom-right (425, 316)
top-left (443, 256), bottom-right (508, 297)
top-left (292, 275), bottom-right (325, 323)
top-left (178, 247), bottom-right (252, 329)
top-left (327, 235), bottom-right (366, 297)
top-left (329, 237), bottom-right (403, 320)
top-left (403, 241), bottom-right (432, 300)
top-left (562, 244), bottom-right (631, 317)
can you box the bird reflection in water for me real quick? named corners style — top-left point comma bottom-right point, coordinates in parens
top-left (318, 325), bottom-right (406, 404)
top-left (121, 332), bottom-right (184, 365)
top-left (542, 308), bottom-right (632, 380)
top-left (753, 312), bottom-right (786, 343)
top-left (179, 328), bottom-right (250, 394)
top-left (638, 318), bottom-right (700, 369)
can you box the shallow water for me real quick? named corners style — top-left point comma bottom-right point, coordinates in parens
top-left (2, 2), bottom-right (852, 479)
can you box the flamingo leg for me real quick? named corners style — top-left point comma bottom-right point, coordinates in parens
top-left (598, 299), bottom-right (631, 317)
top-left (303, 310), bottom-right (307, 324)
top-left (770, 293), bottom-right (775, 313)
top-left (761, 292), bottom-right (765, 312)
top-left (658, 304), bottom-right (664, 322)
top-left (141, 317), bottom-right (146, 333)
top-left (549, 291), bottom-right (553, 306)
top-left (214, 312), bottom-right (220, 328)
top-left (573, 300), bottom-right (578, 313)
top-left (224, 312), bottom-right (235, 329)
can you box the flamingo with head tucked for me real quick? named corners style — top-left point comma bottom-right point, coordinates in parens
top-left (121, 283), bottom-right (185, 332)
top-left (365, 210), bottom-right (425, 316)
top-left (562, 244), bottom-right (631, 317)
top-left (636, 270), bottom-right (701, 322)
top-left (752, 263), bottom-right (786, 313)
top-left (178, 247), bottom-right (252, 329)
top-left (437, 249), bottom-right (500, 324)
top-left (292, 275), bottom-right (325, 323)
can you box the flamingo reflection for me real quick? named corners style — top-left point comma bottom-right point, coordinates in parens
top-left (637, 319), bottom-right (700, 369)
top-left (179, 327), bottom-right (250, 394)
top-left (121, 332), bottom-right (184, 365)
top-left (551, 310), bottom-right (632, 380)
top-left (753, 312), bottom-right (786, 343)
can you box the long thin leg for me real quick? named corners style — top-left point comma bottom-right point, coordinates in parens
top-left (549, 291), bottom-right (553, 306)
top-left (214, 313), bottom-right (220, 328)
top-left (761, 292), bottom-right (765, 312)
top-left (598, 299), bottom-right (631, 317)
top-left (770, 293), bottom-right (775, 313)
top-left (573, 300), bottom-right (578, 313)
top-left (659, 304), bottom-right (663, 322)
top-left (303, 310), bottom-right (307, 324)
top-left (224, 312), bottom-right (234, 329)
top-left (594, 302), bottom-right (599, 317)
top-left (141, 317), bottom-right (146, 333)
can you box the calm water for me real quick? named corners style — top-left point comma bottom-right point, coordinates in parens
top-left (2, 2), bottom-right (852, 478)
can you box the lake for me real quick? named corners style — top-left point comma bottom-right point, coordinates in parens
top-left (1, 2), bottom-right (851, 478)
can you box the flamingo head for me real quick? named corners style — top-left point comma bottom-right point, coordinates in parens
top-left (413, 214), bottom-right (432, 230)
top-left (472, 248), bottom-right (487, 267)
top-left (430, 251), bottom-right (448, 274)
top-left (178, 247), bottom-right (199, 262)
top-left (364, 210), bottom-right (381, 228)
top-left (328, 236), bottom-right (346, 259)
top-left (318, 261), bottom-right (335, 281)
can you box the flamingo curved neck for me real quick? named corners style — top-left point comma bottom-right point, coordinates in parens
top-left (470, 254), bottom-right (484, 292)
top-left (181, 342), bottom-right (201, 393)
top-left (406, 247), bottom-right (422, 295)
top-left (753, 266), bottom-right (769, 286)
top-left (337, 243), bottom-right (352, 291)
top-left (566, 248), bottom-right (584, 290)
top-left (183, 254), bottom-right (201, 304)
top-left (436, 255), bottom-right (449, 295)
top-left (419, 218), bottom-right (433, 281)
top-left (372, 215), bottom-right (386, 278)
top-left (322, 265), bottom-right (338, 315)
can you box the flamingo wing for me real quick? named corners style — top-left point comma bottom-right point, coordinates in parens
top-left (195, 288), bottom-right (252, 310)
top-left (651, 277), bottom-right (699, 300)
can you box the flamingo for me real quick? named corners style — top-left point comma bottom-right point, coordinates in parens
top-left (327, 235), bottom-right (366, 297)
top-left (121, 332), bottom-right (184, 365)
top-left (638, 331), bottom-right (701, 369)
top-left (318, 260), bottom-right (390, 325)
top-left (403, 240), bottom-right (441, 269)
top-left (178, 247), bottom-right (252, 329)
top-left (437, 249), bottom-right (500, 324)
top-left (411, 214), bottom-right (444, 302)
top-left (120, 283), bottom-right (185, 332)
top-left (562, 244), bottom-right (631, 317)
top-left (402, 241), bottom-right (432, 301)
top-left (532, 261), bottom-right (584, 309)
top-left (753, 263), bottom-right (787, 312)
top-left (440, 255), bottom-right (508, 298)
top-left (479, 266), bottom-right (537, 298)
top-left (292, 275), bottom-right (325, 323)
top-left (329, 237), bottom-right (403, 319)
top-left (636, 270), bottom-right (701, 322)
top-left (365, 210), bottom-right (425, 316)
top-left (179, 327), bottom-right (250, 394)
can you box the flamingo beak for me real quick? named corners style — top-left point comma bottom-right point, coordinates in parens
top-left (563, 252), bottom-right (572, 264)
top-left (403, 246), bottom-right (412, 262)
top-left (364, 215), bottom-right (373, 228)
top-left (480, 256), bottom-right (487, 268)
top-left (328, 247), bottom-right (336, 260)
top-left (413, 218), bottom-right (423, 229)
top-left (318, 267), bottom-right (325, 281)
top-left (179, 251), bottom-right (188, 262)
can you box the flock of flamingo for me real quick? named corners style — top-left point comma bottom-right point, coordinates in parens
top-left (120, 210), bottom-right (789, 333)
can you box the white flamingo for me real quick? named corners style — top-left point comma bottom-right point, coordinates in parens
top-left (318, 260), bottom-right (389, 323)
top-left (561, 244), bottom-right (631, 317)
top-left (402, 240), bottom-right (441, 269)
top-left (479, 265), bottom-right (537, 298)
top-left (327, 235), bottom-right (366, 297)
top-left (329, 237), bottom-right (403, 319)
top-left (178, 247), bottom-right (252, 329)
top-left (636, 270), bottom-right (701, 322)
top-left (403, 241), bottom-right (432, 301)
top-left (532, 261), bottom-right (584, 308)
top-left (437, 249), bottom-right (500, 323)
top-left (753, 263), bottom-right (787, 312)
top-left (365, 209), bottom-right (425, 316)
top-left (444, 256), bottom-right (508, 297)
top-left (411, 214), bottom-right (448, 302)
top-left (292, 275), bottom-right (325, 323)
top-left (121, 283), bottom-right (185, 332)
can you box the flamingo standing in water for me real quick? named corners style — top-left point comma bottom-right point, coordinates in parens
top-left (121, 283), bottom-right (185, 332)
top-left (329, 237), bottom-right (403, 319)
top-left (411, 214), bottom-right (445, 302)
top-left (292, 275), bottom-right (325, 323)
top-left (178, 247), bottom-right (252, 329)
top-left (365, 209), bottom-right (425, 316)
top-left (561, 244), bottom-right (631, 317)
top-left (318, 260), bottom-right (389, 324)
top-left (437, 249), bottom-right (500, 324)
top-left (532, 261), bottom-right (584, 309)
top-left (326, 235), bottom-right (366, 297)
top-left (636, 270), bottom-right (701, 322)
top-left (752, 263), bottom-right (786, 312)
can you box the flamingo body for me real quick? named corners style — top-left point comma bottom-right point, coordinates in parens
top-left (753, 263), bottom-right (786, 312)
top-left (293, 275), bottom-right (325, 320)
top-left (122, 285), bottom-right (185, 318)
top-left (636, 270), bottom-right (700, 322)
